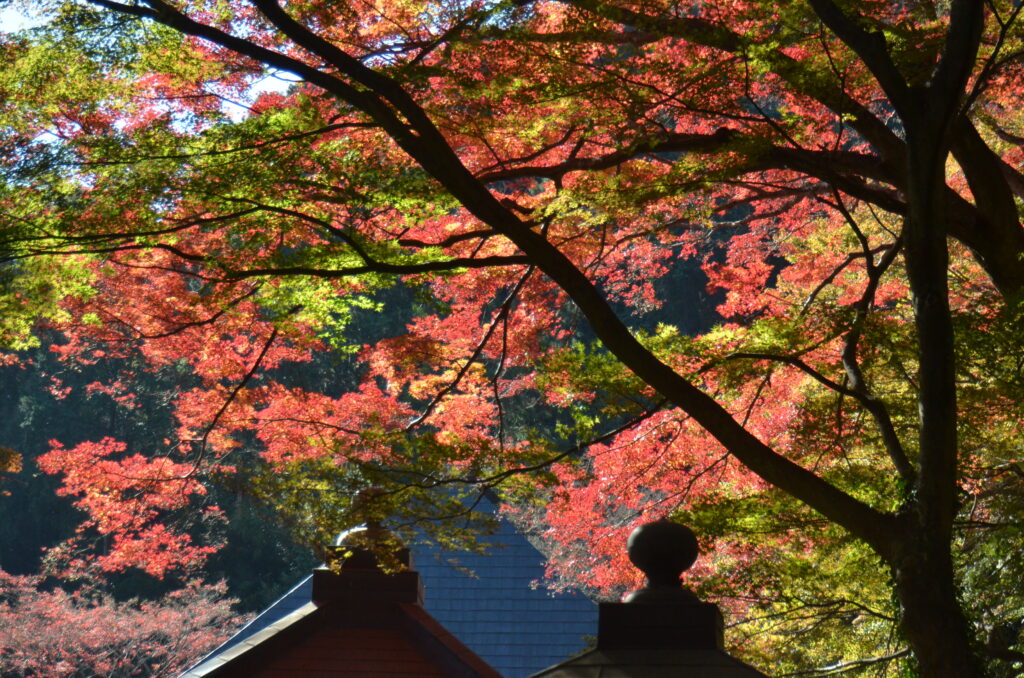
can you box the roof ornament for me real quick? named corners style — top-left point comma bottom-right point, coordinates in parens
top-left (624, 517), bottom-right (701, 604)
top-left (529, 517), bottom-right (771, 675)
top-left (324, 486), bottom-right (406, 572)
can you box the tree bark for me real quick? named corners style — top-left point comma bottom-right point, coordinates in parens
top-left (893, 115), bottom-right (981, 678)
top-left (891, 515), bottom-right (982, 677)
top-left (888, 2), bottom-right (985, 672)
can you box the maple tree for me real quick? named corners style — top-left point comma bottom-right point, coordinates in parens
top-left (0, 571), bottom-right (241, 677)
top-left (3, 0), bottom-right (1024, 675)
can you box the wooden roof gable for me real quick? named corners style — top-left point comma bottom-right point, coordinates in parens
top-left (182, 551), bottom-right (502, 678)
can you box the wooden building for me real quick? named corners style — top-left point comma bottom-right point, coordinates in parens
top-left (182, 496), bottom-right (597, 677)
top-left (181, 547), bottom-right (502, 678)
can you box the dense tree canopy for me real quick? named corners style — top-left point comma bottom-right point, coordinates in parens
top-left (3, 0), bottom-right (1024, 675)
top-left (0, 572), bottom-right (239, 677)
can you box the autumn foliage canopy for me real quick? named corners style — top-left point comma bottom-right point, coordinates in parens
top-left (3, 0), bottom-right (1024, 675)
top-left (0, 573), bottom-right (237, 677)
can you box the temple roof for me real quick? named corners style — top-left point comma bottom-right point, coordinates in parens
top-left (181, 560), bottom-right (501, 678)
top-left (183, 496), bottom-right (597, 678)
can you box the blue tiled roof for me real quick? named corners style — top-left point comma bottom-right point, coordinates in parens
top-left (413, 513), bottom-right (596, 677)
top-left (189, 502), bottom-right (596, 678)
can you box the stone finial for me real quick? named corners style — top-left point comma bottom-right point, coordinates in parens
top-left (624, 518), bottom-right (700, 603)
top-left (538, 517), bottom-right (771, 673)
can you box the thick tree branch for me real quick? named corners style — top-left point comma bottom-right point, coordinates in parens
top-left (929, 0), bottom-right (985, 124)
top-left (72, 123), bottom-right (361, 166)
top-left (807, 0), bottom-right (912, 119)
top-left (950, 118), bottom-right (1024, 296)
top-left (561, 0), bottom-right (905, 162)
top-left (398, 229), bottom-right (496, 249)
top-left (0, 209), bottom-right (261, 253)
top-left (222, 257), bottom-right (530, 279)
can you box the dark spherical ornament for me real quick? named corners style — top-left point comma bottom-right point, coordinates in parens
top-left (627, 518), bottom-right (699, 587)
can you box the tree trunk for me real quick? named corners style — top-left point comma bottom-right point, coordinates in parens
top-left (890, 519), bottom-right (981, 677)
top-left (892, 3), bottom-right (983, 658)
